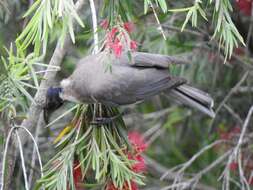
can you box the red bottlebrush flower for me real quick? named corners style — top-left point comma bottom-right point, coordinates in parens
top-left (234, 47), bottom-right (245, 56)
top-left (231, 126), bottom-right (241, 134)
top-left (229, 161), bottom-right (238, 171)
top-left (130, 40), bottom-right (138, 51)
top-left (128, 154), bottom-right (146, 173)
top-left (236, 0), bottom-right (252, 16)
top-left (112, 42), bottom-right (123, 57)
top-left (111, 27), bottom-right (118, 38)
top-left (106, 181), bottom-right (118, 190)
top-left (100, 19), bottom-right (109, 29)
top-left (105, 28), bottom-right (123, 57)
top-left (106, 28), bottom-right (119, 45)
top-left (125, 181), bottom-right (138, 190)
top-left (218, 126), bottom-right (241, 140)
top-left (219, 132), bottom-right (230, 140)
top-left (128, 131), bottom-right (148, 153)
top-left (73, 161), bottom-right (83, 189)
top-left (123, 22), bottom-right (134, 33)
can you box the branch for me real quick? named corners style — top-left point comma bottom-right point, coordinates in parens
top-left (208, 71), bottom-right (249, 133)
top-left (144, 155), bottom-right (216, 190)
top-left (220, 105), bottom-right (253, 190)
top-left (160, 151), bottom-right (231, 190)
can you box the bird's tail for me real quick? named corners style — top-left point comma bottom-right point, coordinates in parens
top-left (168, 85), bottom-right (215, 117)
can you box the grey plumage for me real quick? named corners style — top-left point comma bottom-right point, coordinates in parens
top-left (60, 52), bottom-right (215, 117)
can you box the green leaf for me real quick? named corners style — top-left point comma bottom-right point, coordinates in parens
top-left (181, 9), bottom-right (193, 31)
top-left (168, 6), bottom-right (193, 13)
top-left (157, 0), bottom-right (167, 13)
top-left (144, 0), bottom-right (150, 14)
top-left (23, 0), bottom-right (42, 18)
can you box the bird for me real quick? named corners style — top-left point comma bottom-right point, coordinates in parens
top-left (45, 52), bottom-right (215, 122)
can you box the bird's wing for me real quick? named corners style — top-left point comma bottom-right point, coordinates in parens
top-left (91, 65), bottom-right (186, 106)
top-left (130, 75), bottom-right (186, 100)
top-left (118, 52), bottom-right (188, 68)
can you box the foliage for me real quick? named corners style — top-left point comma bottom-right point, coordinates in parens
top-left (0, 44), bottom-right (58, 116)
top-left (16, 0), bottom-right (84, 55)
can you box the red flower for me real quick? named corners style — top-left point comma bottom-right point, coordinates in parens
top-left (123, 22), bottom-right (134, 33)
top-left (106, 28), bottom-right (118, 44)
top-left (105, 28), bottom-right (123, 57)
top-left (229, 161), bottom-right (238, 171)
top-left (103, 21), bottom-right (138, 57)
top-left (106, 181), bottom-right (139, 190)
top-left (125, 181), bottom-right (138, 190)
top-left (73, 161), bottom-right (83, 190)
top-left (128, 154), bottom-right (146, 173)
top-left (234, 47), bottom-right (245, 56)
top-left (106, 181), bottom-right (118, 190)
top-left (105, 131), bottom-right (147, 190)
top-left (231, 126), bottom-right (241, 134)
top-left (219, 131), bottom-right (230, 140)
top-left (236, 0), bottom-right (252, 16)
top-left (112, 42), bottom-right (123, 57)
top-left (218, 126), bottom-right (241, 140)
top-left (130, 41), bottom-right (138, 51)
top-left (111, 28), bottom-right (118, 38)
top-left (128, 131), bottom-right (148, 153)
top-left (100, 19), bottom-right (109, 29)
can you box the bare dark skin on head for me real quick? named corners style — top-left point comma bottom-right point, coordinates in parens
top-left (44, 87), bottom-right (63, 123)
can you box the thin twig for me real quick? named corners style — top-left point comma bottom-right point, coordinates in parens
top-left (224, 104), bottom-right (243, 125)
top-left (0, 127), bottom-right (16, 190)
top-left (234, 105), bottom-right (253, 156)
top-left (235, 86), bottom-right (253, 93)
top-left (15, 130), bottom-right (29, 190)
top-left (220, 105), bottom-right (253, 190)
top-left (162, 24), bottom-right (204, 37)
top-left (208, 71), bottom-right (249, 133)
top-left (0, 125), bottom-right (44, 190)
top-left (149, 1), bottom-right (167, 40)
top-left (144, 155), bottom-right (216, 190)
top-left (161, 150), bottom-right (232, 190)
top-left (161, 140), bottom-right (226, 181)
top-left (28, 120), bottom-right (41, 188)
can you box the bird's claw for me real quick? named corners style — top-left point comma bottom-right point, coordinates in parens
top-left (90, 114), bottom-right (121, 125)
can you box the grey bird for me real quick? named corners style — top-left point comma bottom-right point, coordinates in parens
top-left (46, 52), bottom-right (215, 119)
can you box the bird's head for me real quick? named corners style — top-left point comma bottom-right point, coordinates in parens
top-left (59, 78), bottom-right (81, 103)
top-left (45, 87), bottom-right (63, 110)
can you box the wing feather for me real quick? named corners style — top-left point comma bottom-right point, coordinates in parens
top-left (118, 52), bottom-right (188, 68)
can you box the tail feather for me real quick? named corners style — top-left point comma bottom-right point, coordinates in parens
top-left (168, 85), bottom-right (215, 117)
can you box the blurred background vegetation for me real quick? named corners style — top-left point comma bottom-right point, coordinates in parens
top-left (0, 0), bottom-right (253, 190)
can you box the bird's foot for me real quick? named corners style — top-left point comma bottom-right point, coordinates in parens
top-left (90, 114), bottom-right (121, 125)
